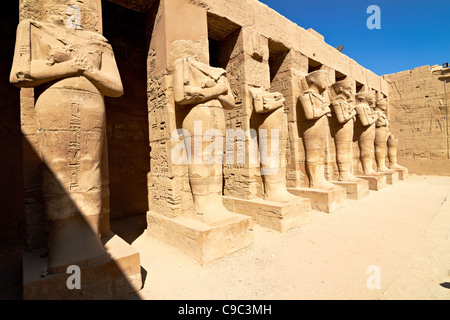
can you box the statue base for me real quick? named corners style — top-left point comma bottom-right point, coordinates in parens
top-left (356, 175), bottom-right (387, 191)
top-left (330, 179), bottom-right (370, 200)
top-left (23, 233), bottom-right (142, 300)
top-left (393, 167), bottom-right (409, 180)
top-left (287, 187), bottom-right (347, 213)
top-left (147, 212), bottom-right (254, 265)
top-left (379, 171), bottom-right (399, 185)
top-left (222, 196), bottom-right (311, 233)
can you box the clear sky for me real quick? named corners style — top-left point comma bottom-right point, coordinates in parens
top-left (258, 0), bottom-right (450, 76)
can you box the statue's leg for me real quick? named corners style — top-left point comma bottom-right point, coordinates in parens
top-left (375, 127), bottom-right (392, 172)
top-left (335, 118), bottom-right (359, 181)
top-left (359, 124), bottom-right (379, 176)
top-left (183, 104), bottom-right (236, 226)
top-left (303, 116), bottom-right (335, 189)
top-left (35, 90), bottom-right (107, 274)
top-left (259, 108), bottom-right (297, 202)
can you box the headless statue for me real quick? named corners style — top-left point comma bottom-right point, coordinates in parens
top-left (10, 19), bottom-right (123, 274)
top-left (298, 70), bottom-right (335, 189)
top-left (330, 80), bottom-right (359, 182)
top-left (250, 88), bottom-right (298, 202)
top-left (387, 134), bottom-right (407, 171)
top-left (355, 91), bottom-right (381, 176)
top-left (173, 57), bottom-right (237, 226)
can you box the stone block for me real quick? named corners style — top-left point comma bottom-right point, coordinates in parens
top-left (287, 186), bottom-right (347, 213)
top-left (357, 175), bottom-right (387, 191)
top-left (331, 179), bottom-right (370, 200)
top-left (379, 171), bottom-right (399, 185)
top-left (223, 195), bottom-right (311, 232)
top-left (147, 211), bottom-right (254, 265)
top-left (23, 234), bottom-right (142, 300)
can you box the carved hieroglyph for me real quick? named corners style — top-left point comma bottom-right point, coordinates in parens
top-left (10, 18), bottom-right (123, 274)
top-left (330, 80), bottom-right (359, 182)
top-left (355, 91), bottom-right (381, 176)
top-left (173, 57), bottom-right (237, 226)
top-left (249, 87), bottom-right (298, 202)
top-left (374, 98), bottom-right (394, 172)
top-left (298, 70), bottom-right (336, 189)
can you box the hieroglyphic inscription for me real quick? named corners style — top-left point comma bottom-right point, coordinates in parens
top-left (68, 102), bottom-right (81, 192)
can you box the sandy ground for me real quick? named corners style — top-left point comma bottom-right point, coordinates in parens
top-left (112, 174), bottom-right (450, 300)
top-left (1, 175), bottom-right (449, 300)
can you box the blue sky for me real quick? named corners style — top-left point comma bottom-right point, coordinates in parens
top-left (258, 0), bottom-right (450, 76)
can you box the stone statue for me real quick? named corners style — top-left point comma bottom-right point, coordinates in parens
top-left (387, 134), bottom-right (408, 171)
top-left (355, 91), bottom-right (381, 176)
top-left (330, 80), bottom-right (359, 182)
top-left (298, 70), bottom-right (336, 189)
top-left (374, 98), bottom-right (394, 173)
top-left (250, 88), bottom-right (298, 202)
top-left (173, 57), bottom-right (236, 226)
top-left (10, 18), bottom-right (123, 273)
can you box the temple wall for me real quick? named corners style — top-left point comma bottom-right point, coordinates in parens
top-left (384, 66), bottom-right (450, 176)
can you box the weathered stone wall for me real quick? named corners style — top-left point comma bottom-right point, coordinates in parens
top-left (384, 66), bottom-right (450, 176)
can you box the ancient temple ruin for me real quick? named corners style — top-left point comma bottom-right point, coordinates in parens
top-left (0, 0), bottom-right (448, 300)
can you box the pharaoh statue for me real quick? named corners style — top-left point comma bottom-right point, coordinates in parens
top-left (173, 57), bottom-right (237, 226)
top-left (249, 88), bottom-right (298, 202)
top-left (355, 91), bottom-right (381, 176)
top-left (10, 10), bottom-right (123, 273)
top-left (374, 98), bottom-right (394, 173)
top-left (330, 80), bottom-right (359, 182)
top-left (298, 70), bottom-right (336, 189)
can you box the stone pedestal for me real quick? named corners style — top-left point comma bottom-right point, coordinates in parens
top-left (23, 234), bottom-right (142, 300)
top-left (223, 196), bottom-right (311, 233)
top-left (357, 175), bottom-right (387, 191)
top-left (379, 171), bottom-right (399, 185)
top-left (147, 212), bottom-right (254, 265)
top-left (287, 187), bottom-right (347, 213)
top-left (331, 179), bottom-right (370, 200)
top-left (393, 168), bottom-right (408, 180)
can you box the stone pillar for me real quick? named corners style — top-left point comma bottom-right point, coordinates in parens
top-left (146, 0), bottom-right (253, 265)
